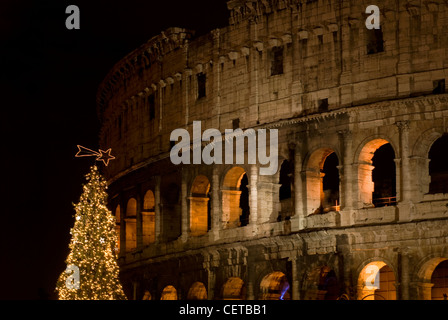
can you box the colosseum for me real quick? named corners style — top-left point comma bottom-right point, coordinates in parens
top-left (97, 0), bottom-right (448, 300)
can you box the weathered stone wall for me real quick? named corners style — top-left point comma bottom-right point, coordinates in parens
top-left (97, 0), bottom-right (448, 300)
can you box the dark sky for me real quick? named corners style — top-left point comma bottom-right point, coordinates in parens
top-left (0, 0), bottom-right (229, 300)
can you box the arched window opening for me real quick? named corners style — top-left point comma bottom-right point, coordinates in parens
top-left (358, 261), bottom-right (396, 300)
top-left (372, 143), bottom-right (396, 207)
top-left (125, 198), bottom-right (137, 252)
top-left (239, 173), bottom-right (250, 227)
top-left (429, 135), bottom-right (448, 194)
top-left (279, 160), bottom-right (293, 221)
top-left (358, 139), bottom-right (397, 208)
top-left (259, 272), bottom-right (290, 300)
top-left (142, 190), bottom-right (155, 245)
top-left (222, 167), bottom-right (249, 229)
top-left (190, 175), bottom-right (211, 237)
top-left (431, 260), bottom-right (448, 300)
top-left (161, 285), bottom-right (178, 300)
top-left (374, 265), bottom-right (397, 300)
top-left (306, 149), bottom-right (340, 215)
top-left (187, 282), bottom-right (208, 300)
top-left (322, 152), bottom-right (340, 213)
top-left (222, 277), bottom-right (245, 300)
top-left (161, 183), bottom-right (181, 242)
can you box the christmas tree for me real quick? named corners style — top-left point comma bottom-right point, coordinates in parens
top-left (56, 165), bottom-right (127, 300)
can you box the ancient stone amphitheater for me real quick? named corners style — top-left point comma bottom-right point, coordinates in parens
top-left (97, 0), bottom-right (448, 300)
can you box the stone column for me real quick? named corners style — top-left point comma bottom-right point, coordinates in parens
top-left (290, 257), bottom-right (300, 300)
top-left (401, 250), bottom-right (410, 300)
top-left (154, 175), bottom-right (162, 242)
top-left (292, 144), bottom-right (306, 230)
top-left (397, 121), bottom-right (412, 221)
top-left (249, 164), bottom-right (258, 225)
top-left (211, 166), bottom-right (221, 240)
top-left (181, 169), bottom-right (189, 241)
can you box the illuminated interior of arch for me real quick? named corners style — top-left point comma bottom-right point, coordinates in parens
top-left (222, 167), bottom-right (249, 229)
top-left (358, 261), bottom-right (396, 300)
top-left (186, 282), bottom-right (208, 300)
top-left (431, 259), bottom-right (448, 300)
top-left (142, 190), bottom-right (156, 245)
top-left (125, 198), bottom-right (137, 252)
top-left (306, 148), bottom-right (340, 215)
top-left (222, 277), bottom-right (245, 300)
top-left (259, 272), bottom-right (290, 300)
top-left (189, 175), bottom-right (211, 237)
top-left (160, 285), bottom-right (178, 300)
top-left (358, 139), bottom-right (396, 208)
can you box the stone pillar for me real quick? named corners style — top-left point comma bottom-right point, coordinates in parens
top-left (154, 176), bottom-right (162, 242)
top-left (249, 165), bottom-right (258, 225)
top-left (401, 250), bottom-right (410, 300)
top-left (290, 257), bottom-right (300, 300)
top-left (416, 282), bottom-right (434, 300)
top-left (211, 166), bottom-right (221, 240)
top-left (397, 121), bottom-right (412, 221)
top-left (181, 169), bottom-right (189, 241)
top-left (292, 144), bottom-right (306, 230)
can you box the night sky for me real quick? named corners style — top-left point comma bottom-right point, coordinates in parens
top-left (0, 0), bottom-right (229, 300)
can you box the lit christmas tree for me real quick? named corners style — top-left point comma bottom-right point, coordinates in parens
top-left (56, 165), bottom-right (127, 300)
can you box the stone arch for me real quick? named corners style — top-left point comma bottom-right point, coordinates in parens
top-left (302, 266), bottom-right (340, 300)
top-left (186, 281), bottom-right (208, 300)
top-left (161, 285), bottom-right (178, 300)
top-left (125, 198), bottom-right (137, 252)
top-left (304, 147), bottom-right (340, 215)
top-left (355, 137), bottom-right (397, 208)
top-left (142, 190), bottom-right (155, 245)
top-left (415, 255), bottom-right (448, 300)
top-left (189, 175), bottom-right (211, 236)
top-left (259, 271), bottom-right (291, 300)
top-left (357, 260), bottom-right (397, 300)
top-left (221, 166), bottom-right (249, 229)
top-left (221, 277), bottom-right (246, 300)
top-left (428, 135), bottom-right (448, 194)
top-left (410, 128), bottom-right (445, 195)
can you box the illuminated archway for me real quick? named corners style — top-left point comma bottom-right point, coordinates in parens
top-left (187, 282), bottom-right (208, 300)
top-left (357, 139), bottom-right (396, 208)
top-left (125, 198), bottom-right (137, 252)
top-left (430, 260), bottom-right (448, 300)
top-left (222, 277), bottom-right (245, 300)
top-left (190, 175), bottom-right (211, 236)
top-left (416, 257), bottom-right (448, 300)
top-left (142, 190), bottom-right (155, 245)
top-left (222, 167), bottom-right (249, 228)
top-left (305, 148), bottom-right (340, 215)
top-left (429, 135), bottom-right (448, 194)
top-left (357, 261), bottom-right (396, 300)
top-left (161, 285), bottom-right (178, 300)
top-left (259, 272), bottom-right (290, 300)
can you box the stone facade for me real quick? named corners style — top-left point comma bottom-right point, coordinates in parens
top-left (97, 0), bottom-right (448, 300)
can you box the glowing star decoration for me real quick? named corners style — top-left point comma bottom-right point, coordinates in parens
top-left (75, 145), bottom-right (116, 166)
